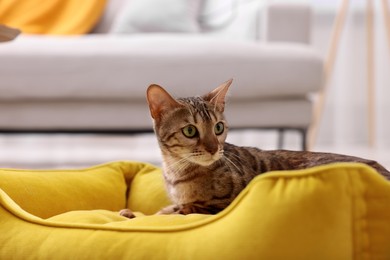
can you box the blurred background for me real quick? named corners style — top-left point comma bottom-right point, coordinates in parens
top-left (0, 0), bottom-right (389, 169)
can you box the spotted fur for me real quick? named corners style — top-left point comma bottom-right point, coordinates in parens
top-left (121, 79), bottom-right (390, 218)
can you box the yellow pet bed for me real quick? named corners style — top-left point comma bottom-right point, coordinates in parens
top-left (0, 161), bottom-right (389, 259)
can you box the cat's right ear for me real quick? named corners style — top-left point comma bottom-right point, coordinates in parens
top-left (146, 84), bottom-right (181, 120)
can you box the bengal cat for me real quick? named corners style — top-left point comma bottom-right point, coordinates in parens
top-left (120, 79), bottom-right (389, 218)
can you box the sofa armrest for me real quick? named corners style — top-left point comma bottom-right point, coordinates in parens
top-left (262, 3), bottom-right (312, 44)
top-left (0, 25), bottom-right (20, 42)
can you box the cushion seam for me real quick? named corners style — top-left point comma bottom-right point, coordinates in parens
top-left (350, 168), bottom-right (371, 260)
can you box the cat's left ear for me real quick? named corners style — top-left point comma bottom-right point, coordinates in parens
top-left (203, 79), bottom-right (232, 112)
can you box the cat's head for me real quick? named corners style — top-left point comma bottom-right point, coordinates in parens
top-left (146, 79), bottom-right (232, 167)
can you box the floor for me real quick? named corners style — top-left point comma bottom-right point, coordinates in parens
top-left (0, 130), bottom-right (389, 170)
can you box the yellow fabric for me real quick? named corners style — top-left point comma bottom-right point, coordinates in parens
top-left (0, 0), bottom-right (107, 34)
top-left (0, 161), bottom-right (389, 259)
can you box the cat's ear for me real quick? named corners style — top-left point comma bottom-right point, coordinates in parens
top-left (203, 79), bottom-right (232, 112)
top-left (146, 84), bottom-right (182, 120)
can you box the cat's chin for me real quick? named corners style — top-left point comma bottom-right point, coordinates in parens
top-left (189, 155), bottom-right (221, 167)
top-left (194, 160), bottom-right (217, 167)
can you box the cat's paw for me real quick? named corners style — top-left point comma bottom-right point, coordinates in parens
top-left (156, 205), bottom-right (183, 215)
top-left (119, 209), bottom-right (136, 219)
top-left (156, 204), bottom-right (200, 215)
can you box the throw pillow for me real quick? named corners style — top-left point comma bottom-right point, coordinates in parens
top-left (111, 0), bottom-right (203, 34)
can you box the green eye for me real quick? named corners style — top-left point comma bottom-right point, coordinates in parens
top-left (182, 125), bottom-right (198, 138)
top-left (214, 122), bottom-right (224, 135)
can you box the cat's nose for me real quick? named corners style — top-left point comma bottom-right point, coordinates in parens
top-left (204, 143), bottom-right (218, 155)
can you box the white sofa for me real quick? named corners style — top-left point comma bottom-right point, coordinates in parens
top-left (0, 1), bottom-right (323, 150)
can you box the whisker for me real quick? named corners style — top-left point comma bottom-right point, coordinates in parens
top-left (222, 152), bottom-right (241, 173)
top-left (165, 156), bottom-right (190, 171)
top-left (163, 153), bottom-right (197, 173)
top-left (224, 151), bottom-right (241, 161)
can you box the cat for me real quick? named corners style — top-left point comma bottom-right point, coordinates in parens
top-left (119, 79), bottom-right (390, 218)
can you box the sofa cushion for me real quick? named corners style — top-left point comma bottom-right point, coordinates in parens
top-left (111, 0), bottom-right (203, 34)
top-left (0, 34), bottom-right (323, 101)
top-left (0, 99), bottom-right (312, 130)
top-left (0, 0), bottom-right (106, 34)
top-left (93, 0), bottom-right (130, 33)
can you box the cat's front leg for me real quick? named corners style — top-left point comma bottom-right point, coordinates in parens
top-left (156, 204), bottom-right (184, 215)
top-left (120, 205), bottom-right (189, 218)
top-left (157, 203), bottom-right (213, 215)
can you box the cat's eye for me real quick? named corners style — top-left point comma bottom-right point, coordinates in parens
top-left (182, 125), bottom-right (198, 138)
top-left (214, 122), bottom-right (224, 135)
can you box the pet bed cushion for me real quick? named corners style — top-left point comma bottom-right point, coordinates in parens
top-left (0, 161), bottom-right (389, 259)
